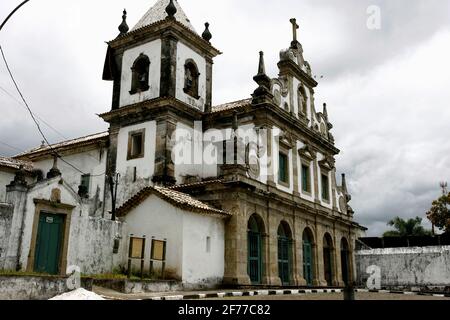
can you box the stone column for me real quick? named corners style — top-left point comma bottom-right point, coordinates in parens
top-left (312, 158), bottom-right (320, 204)
top-left (205, 58), bottom-right (213, 113)
top-left (267, 214), bottom-right (281, 285)
top-left (292, 143), bottom-right (300, 196)
top-left (223, 205), bottom-right (251, 285)
top-left (293, 219), bottom-right (307, 286)
top-left (160, 33), bottom-right (178, 98)
top-left (334, 231), bottom-right (345, 287)
top-left (331, 168), bottom-right (338, 211)
top-left (264, 126), bottom-right (276, 187)
top-left (4, 182), bottom-right (28, 271)
top-left (111, 51), bottom-right (124, 110)
top-left (315, 225), bottom-right (327, 286)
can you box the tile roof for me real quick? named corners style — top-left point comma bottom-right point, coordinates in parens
top-left (0, 157), bottom-right (33, 171)
top-left (211, 98), bottom-right (252, 113)
top-left (116, 186), bottom-right (230, 218)
top-left (15, 132), bottom-right (109, 159)
top-left (132, 0), bottom-right (197, 33)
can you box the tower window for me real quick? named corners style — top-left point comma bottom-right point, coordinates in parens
top-left (302, 164), bottom-right (311, 193)
top-left (184, 59), bottom-right (200, 99)
top-left (278, 152), bottom-right (289, 185)
top-left (130, 54), bottom-right (150, 95)
top-left (321, 173), bottom-right (330, 202)
top-left (127, 129), bottom-right (145, 160)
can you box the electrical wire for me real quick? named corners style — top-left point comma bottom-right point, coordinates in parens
top-left (0, 84), bottom-right (68, 140)
top-left (0, 44), bottom-right (86, 175)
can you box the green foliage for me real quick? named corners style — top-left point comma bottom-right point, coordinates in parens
top-left (383, 216), bottom-right (432, 237)
top-left (427, 192), bottom-right (450, 234)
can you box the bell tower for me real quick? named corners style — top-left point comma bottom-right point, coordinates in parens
top-left (100, 0), bottom-right (221, 204)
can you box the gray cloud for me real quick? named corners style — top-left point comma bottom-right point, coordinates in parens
top-left (1, 0), bottom-right (449, 236)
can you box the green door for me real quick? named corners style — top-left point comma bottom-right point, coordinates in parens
top-left (34, 213), bottom-right (64, 275)
top-left (248, 231), bottom-right (262, 284)
top-left (278, 236), bottom-right (290, 285)
top-left (303, 239), bottom-right (313, 286)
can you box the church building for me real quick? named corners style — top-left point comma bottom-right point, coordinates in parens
top-left (0, 0), bottom-right (365, 288)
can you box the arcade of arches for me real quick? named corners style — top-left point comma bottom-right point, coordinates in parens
top-left (227, 211), bottom-right (356, 287)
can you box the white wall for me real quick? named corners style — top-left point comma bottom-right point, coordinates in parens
top-left (31, 149), bottom-right (107, 211)
top-left (356, 246), bottom-right (450, 288)
top-left (175, 41), bottom-right (206, 111)
top-left (123, 194), bottom-right (225, 285)
top-left (123, 195), bottom-right (184, 279)
top-left (116, 121), bottom-right (156, 205)
top-left (173, 122), bottom-right (203, 183)
top-left (120, 40), bottom-right (162, 108)
top-left (182, 211), bottom-right (225, 286)
top-left (18, 178), bottom-right (121, 274)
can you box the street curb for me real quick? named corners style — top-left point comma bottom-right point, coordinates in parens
top-left (148, 288), bottom-right (344, 301)
top-left (355, 289), bottom-right (450, 298)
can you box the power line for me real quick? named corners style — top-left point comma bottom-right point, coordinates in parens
top-left (0, 0), bottom-right (31, 32)
top-left (0, 84), bottom-right (68, 140)
top-left (0, 139), bottom-right (24, 153)
top-left (0, 44), bottom-right (86, 175)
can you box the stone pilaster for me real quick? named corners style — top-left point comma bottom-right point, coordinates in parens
top-left (312, 158), bottom-right (320, 204)
top-left (267, 215), bottom-right (282, 285)
top-left (205, 58), bottom-right (213, 113)
top-left (111, 51), bottom-right (123, 110)
top-left (223, 205), bottom-right (251, 285)
top-left (4, 184), bottom-right (28, 271)
top-left (160, 33), bottom-right (178, 98)
top-left (292, 143), bottom-right (299, 196)
top-left (152, 119), bottom-right (177, 186)
top-left (263, 126), bottom-right (276, 187)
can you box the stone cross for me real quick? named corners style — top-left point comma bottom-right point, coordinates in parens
top-left (290, 18), bottom-right (299, 42)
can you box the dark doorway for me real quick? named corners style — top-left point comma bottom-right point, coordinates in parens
top-left (34, 212), bottom-right (64, 275)
top-left (323, 233), bottom-right (333, 286)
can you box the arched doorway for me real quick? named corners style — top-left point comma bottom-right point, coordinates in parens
top-left (248, 214), bottom-right (264, 284)
top-left (323, 233), bottom-right (334, 286)
top-left (277, 222), bottom-right (292, 286)
top-left (341, 237), bottom-right (350, 285)
top-left (302, 228), bottom-right (315, 286)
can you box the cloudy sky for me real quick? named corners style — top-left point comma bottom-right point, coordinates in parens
top-left (1, 0), bottom-right (449, 236)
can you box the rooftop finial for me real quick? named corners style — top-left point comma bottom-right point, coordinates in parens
top-left (290, 18), bottom-right (300, 48)
top-left (323, 103), bottom-right (328, 119)
top-left (202, 22), bottom-right (212, 42)
top-left (166, 0), bottom-right (177, 18)
top-left (118, 9), bottom-right (129, 35)
top-left (256, 51), bottom-right (267, 77)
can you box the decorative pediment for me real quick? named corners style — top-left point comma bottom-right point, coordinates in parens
top-left (278, 132), bottom-right (293, 149)
top-left (319, 155), bottom-right (335, 171)
top-left (298, 144), bottom-right (317, 161)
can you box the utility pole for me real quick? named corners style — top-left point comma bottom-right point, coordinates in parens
top-left (0, 1), bottom-right (31, 32)
top-left (108, 172), bottom-right (120, 221)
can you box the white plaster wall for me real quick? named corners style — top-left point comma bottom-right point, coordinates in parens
top-left (31, 148), bottom-right (107, 204)
top-left (356, 246), bottom-right (450, 288)
top-left (14, 179), bottom-right (123, 275)
top-left (123, 195), bottom-right (184, 279)
top-left (175, 42), bottom-right (206, 111)
top-left (0, 171), bottom-right (14, 202)
top-left (116, 121), bottom-right (156, 205)
top-left (182, 211), bottom-right (225, 286)
top-left (120, 40), bottom-right (162, 108)
top-left (173, 122), bottom-right (204, 183)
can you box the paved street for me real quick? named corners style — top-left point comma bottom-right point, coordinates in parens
top-left (93, 286), bottom-right (450, 301)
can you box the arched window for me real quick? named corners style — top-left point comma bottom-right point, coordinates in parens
top-left (298, 86), bottom-right (307, 115)
top-left (184, 59), bottom-right (200, 99)
top-left (130, 54), bottom-right (150, 95)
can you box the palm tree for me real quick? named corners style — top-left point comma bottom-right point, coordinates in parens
top-left (383, 217), bottom-right (432, 237)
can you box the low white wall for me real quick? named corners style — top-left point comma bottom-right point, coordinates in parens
top-left (356, 246), bottom-right (450, 289)
top-left (182, 211), bottom-right (225, 287)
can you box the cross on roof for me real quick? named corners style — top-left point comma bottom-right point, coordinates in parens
top-left (290, 18), bottom-right (299, 42)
